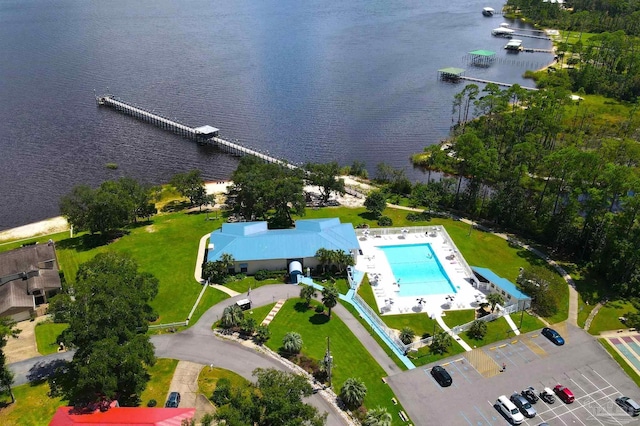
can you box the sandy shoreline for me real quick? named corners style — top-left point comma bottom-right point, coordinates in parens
top-left (0, 177), bottom-right (367, 244)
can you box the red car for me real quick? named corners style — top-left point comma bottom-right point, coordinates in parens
top-left (553, 385), bottom-right (575, 403)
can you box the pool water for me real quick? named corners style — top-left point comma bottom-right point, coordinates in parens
top-left (379, 243), bottom-right (456, 297)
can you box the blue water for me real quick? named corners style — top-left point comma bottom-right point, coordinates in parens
top-left (379, 243), bottom-right (456, 297)
top-left (0, 0), bottom-right (553, 231)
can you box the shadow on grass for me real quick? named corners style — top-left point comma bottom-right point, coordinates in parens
top-left (309, 314), bottom-right (330, 325)
top-left (358, 211), bottom-right (379, 221)
top-left (160, 200), bottom-right (191, 213)
top-left (294, 302), bottom-right (311, 313)
top-left (55, 231), bottom-right (128, 252)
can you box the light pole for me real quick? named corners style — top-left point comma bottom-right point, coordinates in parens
top-left (519, 299), bottom-right (525, 330)
top-left (324, 336), bottom-right (333, 387)
top-left (430, 314), bottom-right (438, 337)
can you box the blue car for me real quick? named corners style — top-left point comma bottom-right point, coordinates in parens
top-left (541, 327), bottom-right (565, 345)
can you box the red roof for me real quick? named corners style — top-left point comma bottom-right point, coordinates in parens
top-left (49, 407), bottom-right (196, 426)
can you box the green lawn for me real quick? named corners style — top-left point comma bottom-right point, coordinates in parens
top-left (264, 298), bottom-right (408, 425)
top-left (55, 212), bottom-right (226, 324)
top-left (599, 339), bottom-right (640, 387)
top-left (0, 381), bottom-right (64, 426)
top-left (0, 230), bottom-right (71, 253)
top-left (35, 322), bottom-right (68, 355)
top-left (464, 317), bottom-right (516, 347)
top-left (382, 313), bottom-right (440, 338)
top-left (410, 338), bottom-right (467, 367)
top-left (442, 310), bottom-right (476, 328)
top-left (139, 358), bottom-right (179, 407)
top-left (187, 286), bottom-right (229, 327)
top-left (224, 276), bottom-right (285, 293)
top-left (509, 312), bottom-right (545, 334)
top-left (198, 367), bottom-right (250, 401)
top-left (589, 300), bottom-right (637, 335)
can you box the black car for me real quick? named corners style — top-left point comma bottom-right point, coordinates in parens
top-left (522, 387), bottom-right (539, 404)
top-left (430, 365), bottom-right (452, 387)
top-left (541, 327), bottom-right (565, 345)
top-left (165, 391), bottom-right (181, 408)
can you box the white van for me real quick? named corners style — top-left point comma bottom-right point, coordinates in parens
top-left (496, 395), bottom-right (525, 424)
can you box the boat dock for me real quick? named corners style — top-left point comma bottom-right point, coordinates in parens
top-left (458, 75), bottom-right (537, 91)
top-left (437, 68), bottom-right (537, 91)
top-left (96, 95), bottom-right (295, 169)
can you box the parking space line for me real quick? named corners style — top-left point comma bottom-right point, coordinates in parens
top-left (449, 359), bottom-right (473, 383)
top-left (495, 347), bottom-right (518, 366)
top-left (458, 410), bottom-right (474, 425)
top-left (520, 336), bottom-right (547, 358)
top-left (568, 378), bottom-right (610, 426)
top-left (422, 369), bottom-right (445, 392)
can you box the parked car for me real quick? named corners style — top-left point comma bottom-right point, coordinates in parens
top-left (615, 396), bottom-right (640, 416)
top-left (522, 386), bottom-right (539, 404)
top-left (541, 327), bottom-right (565, 345)
top-left (495, 395), bottom-right (524, 424)
top-left (539, 387), bottom-right (555, 403)
top-left (165, 391), bottom-right (181, 408)
top-left (430, 365), bottom-right (452, 387)
top-left (553, 385), bottom-right (575, 403)
top-left (510, 393), bottom-right (537, 418)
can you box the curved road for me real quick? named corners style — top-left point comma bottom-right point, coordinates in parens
top-left (10, 284), bottom-right (402, 425)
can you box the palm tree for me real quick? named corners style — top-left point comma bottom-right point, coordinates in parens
top-left (486, 293), bottom-right (504, 312)
top-left (336, 250), bottom-right (354, 274)
top-left (321, 284), bottom-right (339, 318)
top-left (430, 331), bottom-right (452, 355)
top-left (363, 407), bottom-right (392, 426)
top-left (315, 248), bottom-right (332, 273)
top-left (399, 327), bottom-right (416, 345)
top-left (221, 304), bottom-right (244, 329)
top-left (282, 332), bottom-right (303, 355)
top-left (300, 284), bottom-right (317, 308)
top-left (219, 253), bottom-right (235, 274)
top-left (340, 377), bottom-right (367, 409)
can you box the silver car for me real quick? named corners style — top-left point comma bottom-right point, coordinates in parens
top-left (510, 393), bottom-right (537, 418)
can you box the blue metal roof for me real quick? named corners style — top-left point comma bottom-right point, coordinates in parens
top-left (471, 267), bottom-right (531, 300)
top-left (207, 218), bottom-right (359, 262)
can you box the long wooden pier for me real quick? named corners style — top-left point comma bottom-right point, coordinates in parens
top-left (458, 76), bottom-right (538, 91)
top-left (96, 95), bottom-right (295, 169)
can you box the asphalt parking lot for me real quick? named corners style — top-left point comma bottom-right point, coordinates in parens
top-left (387, 324), bottom-right (640, 425)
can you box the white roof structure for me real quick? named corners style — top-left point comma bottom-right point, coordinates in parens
top-left (194, 125), bottom-right (219, 135)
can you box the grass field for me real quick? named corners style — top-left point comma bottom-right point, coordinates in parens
top-left (54, 211), bottom-right (225, 324)
top-left (509, 312), bottom-right (545, 334)
top-left (441, 310), bottom-right (476, 328)
top-left (35, 322), bottom-right (68, 355)
top-left (0, 381), bottom-right (63, 426)
top-left (410, 338), bottom-right (467, 367)
top-left (464, 317), bottom-right (515, 347)
top-left (589, 300), bottom-right (637, 335)
top-left (264, 298), bottom-right (408, 425)
top-left (139, 358), bottom-right (179, 407)
top-left (198, 367), bottom-right (250, 402)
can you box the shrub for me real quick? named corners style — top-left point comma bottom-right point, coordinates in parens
top-left (377, 216), bottom-right (392, 226)
top-left (254, 270), bottom-right (269, 281)
top-left (282, 332), bottom-right (303, 355)
top-left (200, 413), bottom-right (214, 426)
top-left (467, 320), bottom-right (488, 340)
top-left (211, 378), bottom-right (232, 406)
top-left (147, 399), bottom-right (157, 407)
top-left (406, 211), bottom-right (431, 222)
top-left (254, 325), bottom-right (270, 345)
top-left (399, 327), bottom-right (416, 344)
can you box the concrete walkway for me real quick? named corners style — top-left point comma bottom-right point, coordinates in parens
top-left (4, 316), bottom-right (51, 364)
top-left (435, 315), bottom-right (473, 351)
top-left (166, 361), bottom-right (203, 410)
top-left (194, 233), bottom-right (239, 297)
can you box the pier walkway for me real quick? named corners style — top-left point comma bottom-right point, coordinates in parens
top-left (97, 95), bottom-right (294, 169)
top-left (458, 75), bottom-right (538, 90)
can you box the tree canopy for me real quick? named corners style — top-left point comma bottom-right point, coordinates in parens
top-left (49, 252), bottom-right (158, 406)
top-left (213, 368), bottom-right (327, 426)
top-left (170, 169), bottom-right (210, 208)
top-left (304, 162), bottom-right (346, 204)
top-left (59, 177), bottom-right (156, 234)
top-left (0, 318), bottom-right (20, 403)
top-left (227, 157), bottom-right (306, 228)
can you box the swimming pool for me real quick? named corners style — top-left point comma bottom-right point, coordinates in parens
top-left (379, 243), bottom-right (456, 297)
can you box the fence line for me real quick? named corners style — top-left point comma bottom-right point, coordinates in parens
top-left (148, 321), bottom-right (188, 330)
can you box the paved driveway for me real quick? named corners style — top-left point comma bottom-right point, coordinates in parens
top-left (387, 324), bottom-right (640, 425)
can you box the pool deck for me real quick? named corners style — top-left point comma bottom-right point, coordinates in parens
top-left (354, 226), bottom-right (487, 319)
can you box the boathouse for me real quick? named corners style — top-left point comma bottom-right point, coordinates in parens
top-left (468, 50), bottom-right (496, 67)
top-left (438, 67), bottom-right (465, 82)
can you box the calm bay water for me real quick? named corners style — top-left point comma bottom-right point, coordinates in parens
top-left (0, 0), bottom-right (552, 231)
